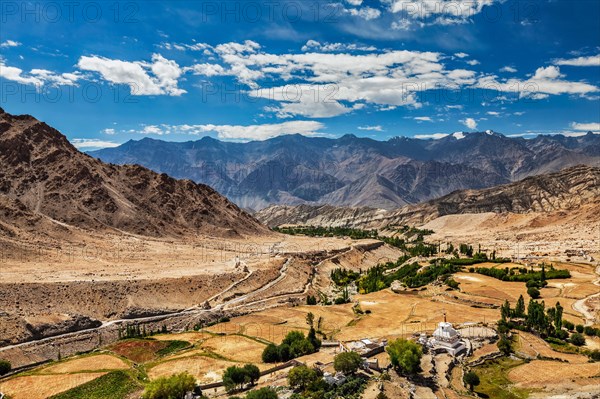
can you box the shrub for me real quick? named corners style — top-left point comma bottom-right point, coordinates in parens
top-left (570, 333), bottom-right (586, 346)
top-left (246, 387), bottom-right (278, 399)
top-left (527, 287), bottom-right (540, 299)
top-left (142, 372), bottom-right (195, 399)
top-left (0, 359), bottom-right (11, 375)
top-left (333, 351), bottom-right (363, 375)
top-left (463, 371), bottom-right (480, 391)
top-left (262, 344), bottom-right (280, 363)
top-left (589, 350), bottom-right (600, 361)
top-left (563, 320), bottom-right (575, 331)
top-left (576, 324), bottom-right (584, 333)
top-left (555, 329), bottom-right (569, 340)
top-left (583, 326), bottom-right (597, 336)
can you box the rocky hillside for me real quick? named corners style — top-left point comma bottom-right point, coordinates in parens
top-left (91, 131), bottom-right (600, 210)
top-left (255, 165), bottom-right (600, 229)
top-left (0, 108), bottom-right (267, 239)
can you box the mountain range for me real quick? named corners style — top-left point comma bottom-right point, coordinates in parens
top-left (255, 165), bottom-right (600, 229)
top-left (91, 131), bottom-right (600, 210)
top-left (0, 108), bottom-right (266, 240)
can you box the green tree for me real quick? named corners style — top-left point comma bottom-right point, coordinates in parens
top-left (497, 334), bottom-right (512, 355)
top-left (142, 372), bottom-right (196, 399)
top-left (223, 366), bottom-right (247, 392)
top-left (243, 364), bottom-right (261, 386)
top-left (333, 351), bottom-right (363, 375)
top-left (514, 295), bottom-right (525, 318)
top-left (287, 365), bottom-right (318, 391)
top-left (282, 331), bottom-right (306, 346)
top-left (463, 371), bottom-right (480, 391)
top-left (0, 359), bottom-right (11, 375)
top-left (262, 343), bottom-right (280, 363)
top-left (386, 338), bottom-right (422, 374)
top-left (500, 300), bottom-right (511, 321)
top-left (306, 312), bottom-right (314, 328)
top-left (245, 387), bottom-right (278, 399)
top-left (576, 324), bottom-right (584, 333)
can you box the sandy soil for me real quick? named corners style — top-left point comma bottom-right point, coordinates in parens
top-left (0, 372), bottom-right (107, 399)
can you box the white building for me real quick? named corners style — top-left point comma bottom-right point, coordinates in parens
top-left (429, 320), bottom-right (466, 356)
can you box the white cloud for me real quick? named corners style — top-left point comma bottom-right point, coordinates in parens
top-left (554, 54), bottom-right (600, 67)
top-left (121, 121), bottom-right (325, 141)
top-left (345, 0), bottom-right (363, 5)
top-left (301, 40), bottom-right (377, 52)
top-left (0, 59), bottom-right (80, 87)
top-left (102, 128), bottom-right (116, 135)
top-left (570, 122), bottom-right (600, 131)
top-left (346, 6), bottom-right (382, 20)
top-left (500, 66), bottom-right (517, 73)
top-left (0, 40), bottom-right (21, 48)
top-left (77, 54), bottom-right (186, 96)
top-left (390, 0), bottom-right (504, 25)
top-left (414, 116), bottom-right (433, 122)
top-left (486, 111), bottom-right (501, 116)
top-left (466, 59), bottom-right (480, 66)
top-left (414, 133), bottom-right (448, 139)
top-left (461, 118), bottom-right (477, 130)
top-left (476, 66), bottom-right (598, 98)
top-left (71, 139), bottom-right (121, 149)
top-left (358, 125), bottom-right (383, 131)
top-left (454, 52), bottom-right (469, 58)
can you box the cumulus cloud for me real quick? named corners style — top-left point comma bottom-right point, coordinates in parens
top-left (120, 120), bottom-right (325, 141)
top-left (462, 118), bottom-right (478, 130)
top-left (0, 59), bottom-right (80, 87)
top-left (500, 66), bottom-right (517, 73)
top-left (301, 40), bottom-right (377, 52)
top-left (475, 66), bottom-right (598, 98)
top-left (71, 139), bottom-right (121, 149)
top-left (570, 122), bottom-right (600, 131)
top-left (0, 40), bottom-right (21, 48)
top-left (77, 54), bottom-right (186, 96)
top-left (389, 0), bottom-right (504, 25)
top-left (346, 6), bottom-right (382, 20)
top-left (554, 54), bottom-right (600, 67)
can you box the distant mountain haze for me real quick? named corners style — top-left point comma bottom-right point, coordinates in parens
top-left (91, 131), bottom-right (600, 210)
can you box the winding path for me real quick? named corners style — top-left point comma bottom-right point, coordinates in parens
top-left (572, 265), bottom-right (600, 326)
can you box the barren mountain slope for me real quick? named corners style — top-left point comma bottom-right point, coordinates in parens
top-left (0, 108), bottom-right (268, 239)
top-left (255, 165), bottom-right (600, 229)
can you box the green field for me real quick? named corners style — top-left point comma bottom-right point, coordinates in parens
top-left (49, 371), bottom-right (141, 399)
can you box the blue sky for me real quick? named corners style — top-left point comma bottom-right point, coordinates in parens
top-left (1, 0), bottom-right (599, 148)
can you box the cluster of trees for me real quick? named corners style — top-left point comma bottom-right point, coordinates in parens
top-left (142, 372), bottom-right (197, 399)
top-left (385, 338), bottom-right (422, 374)
top-left (262, 330), bottom-right (321, 363)
top-left (223, 364), bottom-right (261, 393)
top-left (273, 226), bottom-right (378, 240)
top-left (330, 268), bottom-right (361, 287)
top-left (118, 324), bottom-right (168, 339)
top-left (287, 363), bottom-right (367, 399)
top-left (474, 264), bottom-right (570, 283)
top-left (498, 295), bottom-right (598, 355)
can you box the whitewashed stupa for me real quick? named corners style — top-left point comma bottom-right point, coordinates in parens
top-left (429, 314), bottom-right (466, 356)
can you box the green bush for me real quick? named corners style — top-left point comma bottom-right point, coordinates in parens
top-left (245, 387), bottom-right (278, 399)
top-left (570, 333), bottom-right (585, 346)
top-left (576, 324), bottom-right (584, 333)
top-left (463, 371), bottom-right (480, 391)
top-left (142, 372), bottom-right (195, 399)
top-left (0, 359), bottom-right (11, 375)
top-left (527, 287), bottom-right (540, 299)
